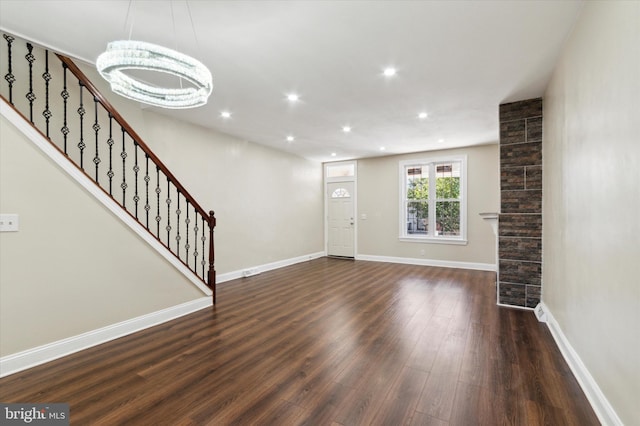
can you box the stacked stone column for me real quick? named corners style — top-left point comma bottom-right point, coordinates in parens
top-left (498, 98), bottom-right (542, 308)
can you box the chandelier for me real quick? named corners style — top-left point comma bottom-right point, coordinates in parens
top-left (96, 40), bottom-right (213, 109)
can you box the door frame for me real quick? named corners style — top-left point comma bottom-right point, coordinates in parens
top-left (324, 160), bottom-right (358, 257)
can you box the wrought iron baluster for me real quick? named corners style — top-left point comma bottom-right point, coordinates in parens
top-left (176, 193), bottom-right (181, 258)
top-left (25, 43), bottom-right (35, 123)
top-left (155, 166), bottom-right (161, 238)
top-left (92, 98), bottom-right (101, 182)
top-left (107, 115), bottom-right (114, 194)
top-left (208, 211), bottom-right (216, 297)
top-left (77, 83), bottom-right (86, 168)
top-left (201, 216), bottom-right (206, 279)
top-left (166, 177), bottom-right (172, 248)
top-left (0, 34), bottom-right (215, 289)
top-left (120, 127), bottom-right (127, 207)
top-left (3, 34), bottom-right (15, 104)
top-left (42, 50), bottom-right (52, 138)
top-left (133, 143), bottom-right (140, 219)
top-left (144, 154), bottom-right (150, 229)
top-left (61, 63), bottom-right (69, 154)
top-left (193, 218), bottom-right (199, 272)
top-left (185, 201), bottom-right (190, 263)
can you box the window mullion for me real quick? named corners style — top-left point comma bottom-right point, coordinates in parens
top-left (428, 162), bottom-right (436, 237)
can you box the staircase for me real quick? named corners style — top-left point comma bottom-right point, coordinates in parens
top-left (0, 33), bottom-right (217, 303)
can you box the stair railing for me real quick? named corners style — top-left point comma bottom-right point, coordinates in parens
top-left (1, 33), bottom-right (216, 303)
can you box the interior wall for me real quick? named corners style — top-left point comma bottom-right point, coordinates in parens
top-left (357, 144), bottom-right (499, 266)
top-left (0, 40), bottom-right (323, 357)
top-left (74, 62), bottom-right (325, 275)
top-left (542, 1), bottom-right (639, 423)
top-left (0, 114), bottom-right (204, 356)
top-left (138, 112), bottom-right (324, 273)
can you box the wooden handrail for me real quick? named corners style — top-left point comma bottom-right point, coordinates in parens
top-left (57, 54), bottom-right (216, 298)
top-left (56, 54), bottom-right (210, 222)
top-left (2, 31), bottom-right (216, 296)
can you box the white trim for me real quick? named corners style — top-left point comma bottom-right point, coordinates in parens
top-left (542, 302), bottom-right (623, 426)
top-left (1, 98), bottom-right (212, 296)
top-left (324, 160), bottom-right (357, 183)
top-left (356, 254), bottom-right (495, 271)
top-left (398, 155), bottom-right (468, 243)
top-left (0, 297), bottom-right (212, 378)
top-left (533, 302), bottom-right (547, 322)
top-left (217, 251), bottom-right (326, 283)
top-left (324, 160), bottom-right (358, 258)
top-left (399, 236), bottom-right (468, 245)
top-left (496, 302), bottom-right (533, 311)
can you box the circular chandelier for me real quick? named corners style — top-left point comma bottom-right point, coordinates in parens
top-left (96, 40), bottom-right (213, 109)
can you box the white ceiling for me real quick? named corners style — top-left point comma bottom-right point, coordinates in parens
top-left (0, 0), bottom-right (582, 163)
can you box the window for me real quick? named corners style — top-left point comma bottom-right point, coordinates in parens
top-left (399, 156), bottom-right (467, 244)
top-left (326, 163), bottom-right (355, 178)
top-left (331, 188), bottom-right (351, 198)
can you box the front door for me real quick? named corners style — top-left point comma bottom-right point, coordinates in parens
top-left (327, 181), bottom-right (355, 257)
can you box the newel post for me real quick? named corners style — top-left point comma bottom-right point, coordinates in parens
top-left (208, 210), bottom-right (217, 304)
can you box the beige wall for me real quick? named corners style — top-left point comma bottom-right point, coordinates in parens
top-left (75, 62), bottom-right (325, 275)
top-left (137, 112), bottom-right (324, 273)
top-left (0, 51), bottom-right (323, 357)
top-left (543, 1), bottom-right (640, 423)
top-left (0, 115), bottom-right (204, 356)
top-left (357, 144), bottom-right (499, 266)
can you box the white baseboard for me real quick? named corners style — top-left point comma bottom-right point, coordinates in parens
top-left (0, 297), bottom-right (212, 378)
top-left (217, 251), bottom-right (326, 283)
top-left (541, 302), bottom-right (623, 426)
top-left (356, 254), bottom-right (496, 272)
top-left (496, 302), bottom-right (534, 311)
top-left (534, 302), bottom-right (547, 322)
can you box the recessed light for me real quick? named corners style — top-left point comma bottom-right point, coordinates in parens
top-left (286, 135), bottom-right (295, 142)
top-left (342, 126), bottom-right (351, 133)
top-left (380, 147), bottom-right (386, 151)
top-left (220, 111), bottom-right (231, 119)
top-left (383, 67), bottom-right (397, 77)
top-left (418, 112), bottom-right (428, 119)
top-left (438, 138), bottom-right (445, 143)
top-left (286, 93), bottom-right (299, 102)
top-left (331, 152), bottom-right (337, 157)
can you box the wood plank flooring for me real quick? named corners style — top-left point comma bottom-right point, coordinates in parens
top-left (0, 258), bottom-right (599, 425)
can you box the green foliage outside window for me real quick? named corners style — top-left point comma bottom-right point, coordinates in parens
top-left (407, 176), bottom-right (460, 235)
top-left (436, 176), bottom-right (460, 235)
top-left (407, 178), bottom-right (428, 233)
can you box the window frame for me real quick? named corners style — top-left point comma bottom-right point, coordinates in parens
top-left (399, 155), bottom-right (468, 245)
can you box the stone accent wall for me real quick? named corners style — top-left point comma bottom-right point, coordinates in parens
top-left (498, 98), bottom-right (542, 308)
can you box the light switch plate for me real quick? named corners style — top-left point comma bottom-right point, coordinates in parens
top-left (0, 214), bottom-right (19, 232)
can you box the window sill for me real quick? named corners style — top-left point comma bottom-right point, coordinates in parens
top-left (399, 236), bottom-right (468, 246)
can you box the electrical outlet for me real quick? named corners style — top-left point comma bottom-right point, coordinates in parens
top-left (0, 214), bottom-right (19, 232)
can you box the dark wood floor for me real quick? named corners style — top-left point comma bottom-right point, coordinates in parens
top-left (0, 258), bottom-right (599, 425)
